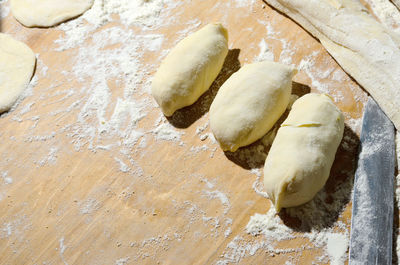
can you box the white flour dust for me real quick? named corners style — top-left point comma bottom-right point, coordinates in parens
top-left (1, 171), bottom-right (13, 185)
top-left (79, 198), bottom-right (102, 215)
top-left (55, 0), bottom-right (178, 51)
top-left (215, 18), bottom-right (356, 264)
top-left (0, 0), bottom-right (9, 19)
top-left (0, 0), bottom-right (370, 263)
top-left (365, 0), bottom-right (400, 34)
top-left (59, 237), bottom-right (68, 265)
top-left (115, 257), bottom-right (130, 265)
top-left (203, 189), bottom-right (231, 214)
top-left (219, 181), bottom-right (351, 264)
top-left (46, 0), bottom-right (187, 171)
top-left (255, 39), bottom-right (274, 62)
top-left (326, 232), bottom-right (348, 265)
top-left (298, 51), bottom-right (331, 94)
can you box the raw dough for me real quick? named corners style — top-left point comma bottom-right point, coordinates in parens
top-left (210, 61), bottom-right (297, 152)
top-left (263, 93), bottom-right (344, 211)
top-left (0, 33), bottom-right (36, 113)
top-left (152, 23), bottom-right (229, 117)
top-left (264, 0), bottom-right (400, 130)
top-left (392, 0), bottom-right (400, 10)
top-left (10, 0), bottom-right (94, 27)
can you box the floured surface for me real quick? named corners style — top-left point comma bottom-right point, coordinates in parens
top-left (364, 0), bottom-right (400, 32)
top-left (263, 0), bottom-right (400, 131)
top-left (0, 0), bottom-right (367, 264)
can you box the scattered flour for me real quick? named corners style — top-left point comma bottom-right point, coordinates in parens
top-left (35, 147), bottom-right (58, 167)
top-left (196, 121), bottom-right (209, 141)
top-left (255, 39), bottom-right (274, 62)
top-left (7, 75), bottom-right (38, 117)
top-left (114, 157), bottom-right (130, 173)
top-left (219, 202), bottom-right (350, 264)
top-left (224, 227), bottom-right (232, 238)
top-left (233, 0), bottom-right (256, 8)
top-left (250, 168), bottom-right (269, 198)
top-left (152, 122), bottom-right (184, 143)
top-left (1, 171), bottom-right (13, 184)
top-left (26, 131), bottom-right (56, 143)
top-left (176, 19), bottom-right (202, 37)
top-left (0, 0), bottom-right (370, 263)
top-left (245, 210), bottom-right (294, 240)
top-left (0, 0), bottom-right (10, 19)
top-left (326, 233), bottom-right (348, 265)
top-left (331, 68), bottom-right (347, 82)
top-left (79, 198), bottom-right (102, 215)
top-left (55, 0), bottom-right (177, 50)
top-left (0, 215), bottom-right (31, 240)
top-left (2, 222), bottom-right (12, 237)
top-left (203, 190), bottom-right (231, 214)
top-left (115, 257), bottom-right (130, 265)
top-left (298, 52), bottom-right (330, 94)
top-left (201, 177), bottom-right (215, 189)
top-left (278, 39), bottom-right (296, 65)
top-left (365, 0), bottom-right (400, 34)
top-left (59, 237), bottom-right (68, 265)
top-left (346, 117), bottom-right (363, 134)
top-left (190, 144), bottom-right (210, 153)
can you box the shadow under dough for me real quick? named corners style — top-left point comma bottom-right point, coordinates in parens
top-left (278, 124), bottom-right (360, 232)
top-left (167, 49), bottom-right (241, 129)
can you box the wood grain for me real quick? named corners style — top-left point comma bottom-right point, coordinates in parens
top-left (0, 1), bottom-right (368, 264)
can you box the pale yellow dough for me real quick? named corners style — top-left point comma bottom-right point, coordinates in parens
top-left (151, 23), bottom-right (229, 117)
top-left (264, 93), bottom-right (344, 211)
top-left (0, 33), bottom-right (36, 113)
top-left (210, 61), bottom-right (297, 152)
top-left (10, 0), bottom-right (94, 27)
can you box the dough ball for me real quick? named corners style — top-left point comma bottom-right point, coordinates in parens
top-left (151, 23), bottom-right (229, 117)
top-left (263, 93), bottom-right (344, 211)
top-left (210, 61), bottom-right (297, 152)
top-left (10, 0), bottom-right (94, 27)
top-left (0, 33), bottom-right (36, 113)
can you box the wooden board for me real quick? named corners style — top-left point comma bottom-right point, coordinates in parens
top-left (0, 0), bottom-right (371, 264)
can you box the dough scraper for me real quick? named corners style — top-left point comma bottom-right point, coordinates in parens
top-left (349, 97), bottom-right (395, 264)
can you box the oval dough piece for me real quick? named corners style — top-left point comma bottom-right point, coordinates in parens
top-left (0, 33), bottom-right (36, 113)
top-left (210, 61), bottom-right (297, 152)
top-left (263, 0), bottom-right (400, 130)
top-left (151, 23), bottom-right (229, 117)
top-left (10, 0), bottom-right (94, 27)
top-left (263, 93), bottom-right (344, 211)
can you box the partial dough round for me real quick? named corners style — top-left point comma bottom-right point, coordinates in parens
top-left (210, 61), bottom-right (297, 152)
top-left (10, 0), bottom-right (94, 27)
top-left (152, 23), bottom-right (229, 116)
top-left (0, 33), bottom-right (36, 113)
top-left (263, 93), bottom-right (344, 211)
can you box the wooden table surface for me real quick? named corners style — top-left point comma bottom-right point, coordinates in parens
top-left (0, 0), bottom-right (375, 264)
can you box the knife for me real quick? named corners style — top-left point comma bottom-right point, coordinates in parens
top-left (349, 97), bottom-right (395, 264)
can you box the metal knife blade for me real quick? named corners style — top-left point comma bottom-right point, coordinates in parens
top-left (349, 97), bottom-right (395, 265)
